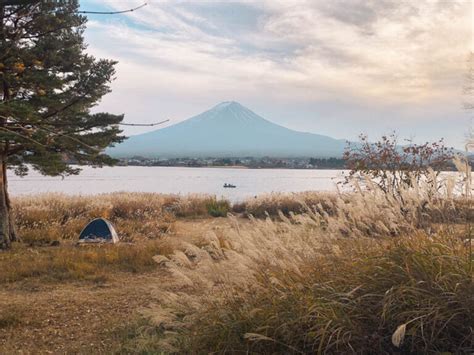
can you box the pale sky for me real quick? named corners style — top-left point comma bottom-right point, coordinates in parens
top-left (80, 0), bottom-right (474, 149)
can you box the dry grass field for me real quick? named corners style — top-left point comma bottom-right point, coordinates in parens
top-left (0, 175), bottom-right (473, 354)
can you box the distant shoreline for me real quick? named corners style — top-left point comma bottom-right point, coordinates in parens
top-left (205, 165), bottom-right (249, 169)
top-left (116, 156), bottom-right (347, 170)
top-left (117, 164), bottom-right (345, 170)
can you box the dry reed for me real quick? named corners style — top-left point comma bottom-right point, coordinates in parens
top-left (5, 170), bottom-right (474, 353)
top-left (122, 170), bottom-right (474, 353)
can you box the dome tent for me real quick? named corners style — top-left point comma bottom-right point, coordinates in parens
top-left (78, 218), bottom-right (118, 244)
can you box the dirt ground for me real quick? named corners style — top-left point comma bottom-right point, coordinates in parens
top-left (0, 218), bottom-right (240, 354)
top-left (0, 273), bottom-right (162, 353)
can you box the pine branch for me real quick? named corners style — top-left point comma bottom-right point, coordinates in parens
top-left (0, 1), bottom-right (40, 5)
top-left (0, 115), bottom-right (169, 128)
top-left (0, 115), bottom-right (101, 153)
top-left (4, 116), bottom-right (101, 152)
top-left (0, 126), bottom-right (46, 148)
top-left (33, 125), bottom-right (101, 152)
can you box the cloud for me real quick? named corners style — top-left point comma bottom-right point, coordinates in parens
top-left (82, 0), bottom-right (472, 148)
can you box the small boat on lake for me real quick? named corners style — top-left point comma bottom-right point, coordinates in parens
top-left (223, 183), bottom-right (236, 188)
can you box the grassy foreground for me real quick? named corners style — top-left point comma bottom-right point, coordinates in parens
top-left (180, 232), bottom-right (473, 354)
top-left (0, 183), bottom-right (473, 353)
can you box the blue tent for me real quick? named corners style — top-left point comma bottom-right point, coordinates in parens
top-left (78, 218), bottom-right (118, 243)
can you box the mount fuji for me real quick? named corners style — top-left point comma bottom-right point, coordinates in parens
top-left (108, 101), bottom-right (346, 158)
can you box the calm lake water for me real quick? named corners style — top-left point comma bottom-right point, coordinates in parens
top-left (8, 166), bottom-right (346, 202)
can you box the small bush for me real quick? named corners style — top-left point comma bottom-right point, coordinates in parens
top-left (0, 306), bottom-right (24, 329)
top-left (112, 317), bottom-right (167, 354)
top-left (206, 199), bottom-right (230, 217)
top-left (172, 195), bottom-right (226, 218)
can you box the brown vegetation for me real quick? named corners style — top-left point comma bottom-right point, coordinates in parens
top-left (0, 241), bottom-right (167, 284)
top-left (0, 170), bottom-right (472, 353)
top-left (121, 173), bottom-right (472, 354)
top-left (177, 231), bottom-right (473, 354)
top-left (343, 133), bottom-right (455, 194)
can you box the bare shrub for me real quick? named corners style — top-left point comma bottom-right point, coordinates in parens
top-left (343, 133), bottom-right (455, 195)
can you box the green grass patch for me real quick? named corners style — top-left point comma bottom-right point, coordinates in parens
top-left (206, 199), bottom-right (230, 217)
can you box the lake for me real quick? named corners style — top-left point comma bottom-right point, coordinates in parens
top-left (8, 166), bottom-right (346, 202)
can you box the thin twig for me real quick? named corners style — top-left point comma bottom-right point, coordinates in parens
top-left (78, 3), bottom-right (147, 15)
top-left (119, 119), bottom-right (169, 127)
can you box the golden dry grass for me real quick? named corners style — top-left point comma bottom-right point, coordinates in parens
top-left (12, 192), bottom-right (233, 245)
top-left (172, 231), bottom-right (473, 354)
top-left (114, 173), bottom-right (473, 354)
top-left (3, 193), bottom-right (226, 285)
top-left (2, 170), bottom-right (473, 353)
top-left (0, 241), bottom-right (170, 284)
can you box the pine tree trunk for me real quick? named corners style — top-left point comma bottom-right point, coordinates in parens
top-left (3, 160), bottom-right (16, 241)
top-left (0, 5), bottom-right (13, 250)
top-left (0, 157), bottom-right (15, 249)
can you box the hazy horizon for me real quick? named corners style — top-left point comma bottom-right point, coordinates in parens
top-left (80, 0), bottom-right (474, 150)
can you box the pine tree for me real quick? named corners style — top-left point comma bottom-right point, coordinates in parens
top-left (0, 1), bottom-right (125, 249)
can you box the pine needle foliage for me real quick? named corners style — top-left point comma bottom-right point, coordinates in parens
top-left (0, 0), bottom-right (125, 248)
top-left (0, 0), bottom-right (125, 176)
